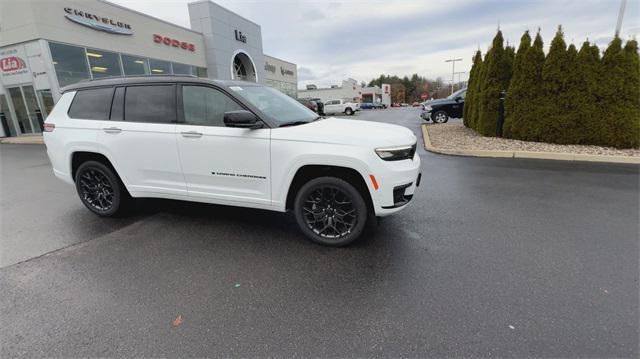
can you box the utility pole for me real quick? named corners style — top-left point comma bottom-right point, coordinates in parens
top-left (616, 0), bottom-right (627, 35)
top-left (445, 58), bottom-right (462, 95)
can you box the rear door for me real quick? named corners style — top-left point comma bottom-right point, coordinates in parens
top-left (97, 84), bottom-right (186, 197)
top-left (176, 84), bottom-right (271, 206)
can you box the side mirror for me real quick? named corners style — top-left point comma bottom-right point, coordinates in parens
top-left (455, 96), bottom-right (463, 102)
top-left (224, 110), bottom-right (262, 129)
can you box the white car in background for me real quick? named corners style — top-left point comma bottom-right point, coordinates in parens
top-left (322, 99), bottom-right (360, 116)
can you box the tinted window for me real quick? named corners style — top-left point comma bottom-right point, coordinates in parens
top-left (182, 86), bottom-right (243, 126)
top-left (110, 87), bottom-right (125, 121)
top-left (125, 85), bottom-right (175, 123)
top-left (68, 87), bottom-right (114, 120)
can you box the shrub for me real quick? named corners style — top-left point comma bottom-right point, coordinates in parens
top-left (503, 31), bottom-right (545, 140)
top-left (475, 31), bottom-right (511, 136)
top-left (463, 50), bottom-right (483, 128)
top-left (504, 31), bottom-right (531, 136)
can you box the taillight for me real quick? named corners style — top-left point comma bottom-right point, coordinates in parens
top-left (43, 123), bottom-right (55, 132)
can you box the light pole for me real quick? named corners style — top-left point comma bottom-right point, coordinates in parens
top-left (616, 0), bottom-right (627, 35)
top-left (445, 58), bottom-right (462, 95)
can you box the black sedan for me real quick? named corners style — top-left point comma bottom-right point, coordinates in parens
top-left (420, 88), bottom-right (466, 123)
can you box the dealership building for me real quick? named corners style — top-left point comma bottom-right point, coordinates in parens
top-left (299, 79), bottom-right (391, 107)
top-left (0, 0), bottom-right (298, 137)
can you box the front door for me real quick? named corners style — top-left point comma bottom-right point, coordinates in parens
top-left (6, 85), bottom-right (43, 135)
top-left (176, 84), bottom-right (271, 206)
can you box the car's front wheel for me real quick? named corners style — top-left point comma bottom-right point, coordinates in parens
top-left (75, 161), bottom-right (132, 217)
top-left (294, 177), bottom-right (368, 246)
top-left (432, 110), bottom-right (449, 123)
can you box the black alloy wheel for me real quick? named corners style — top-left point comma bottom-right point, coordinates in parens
top-left (78, 168), bottom-right (115, 212)
top-left (75, 161), bottom-right (132, 217)
top-left (294, 177), bottom-right (368, 246)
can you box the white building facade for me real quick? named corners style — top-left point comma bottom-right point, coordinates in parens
top-left (298, 79), bottom-right (362, 103)
top-left (0, 0), bottom-right (297, 137)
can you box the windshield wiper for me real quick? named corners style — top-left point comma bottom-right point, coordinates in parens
top-left (279, 121), bottom-right (311, 127)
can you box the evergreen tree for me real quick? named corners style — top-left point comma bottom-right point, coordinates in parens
top-left (598, 36), bottom-right (639, 148)
top-left (504, 31), bottom-right (531, 135)
top-left (503, 31), bottom-right (545, 140)
top-left (619, 39), bottom-right (640, 147)
top-left (577, 40), bottom-right (602, 143)
top-left (504, 45), bottom-right (516, 88)
top-left (540, 26), bottom-right (571, 143)
top-left (463, 50), bottom-right (483, 128)
top-left (476, 30), bottom-right (511, 136)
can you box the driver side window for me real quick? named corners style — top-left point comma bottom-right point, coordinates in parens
top-left (182, 85), bottom-right (243, 126)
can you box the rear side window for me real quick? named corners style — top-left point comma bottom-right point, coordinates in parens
top-left (124, 85), bottom-right (175, 123)
top-left (68, 87), bottom-right (114, 120)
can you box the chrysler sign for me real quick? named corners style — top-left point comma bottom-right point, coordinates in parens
top-left (64, 8), bottom-right (133, 35)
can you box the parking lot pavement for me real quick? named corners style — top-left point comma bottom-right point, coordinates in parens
top-left (1, 109), bottom-right (638, 357)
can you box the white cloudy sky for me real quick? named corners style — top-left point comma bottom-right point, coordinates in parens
top-left (110, 0), bottom-right (640, 88)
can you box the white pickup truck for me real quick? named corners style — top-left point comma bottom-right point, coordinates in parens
top-left (323, 99), bottom-right (360, 116)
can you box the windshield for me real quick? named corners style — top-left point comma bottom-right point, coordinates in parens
top-left (230, 85), bottom-right (318, 126)
top-left (447, 88), bottom-right (466, 100)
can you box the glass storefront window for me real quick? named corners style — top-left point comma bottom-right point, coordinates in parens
top-left (0, 94), bottom-right (18, 137)
top-left (86, 48), bottom-right (122, 78)
top-left (172, 62), bottom-right (193, 75)
top-left (122, 55), bottom-right (149, 76)
top-left (149, 59), bottom-right (172, 75)
top-left (196, 67), bottom-right (208, 78)
top-left (49, 42), bottom-right (90, 87)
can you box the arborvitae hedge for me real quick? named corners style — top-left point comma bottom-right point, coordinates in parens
top-left (577, 41), bottom-right (601, 144)
top-left (463, 50), bottom-right (483, 128)
top-left (503, 32), bottom-right (545, 140)
top-left (475, 31), bottom-right (511, 136)
top-left (503, 31), bottom-right (531, 136)
top-left (471, 27), bottom-right (639, 148)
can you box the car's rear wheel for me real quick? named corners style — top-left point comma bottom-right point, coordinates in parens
top-left (432, 110), bottom-right (449, 123)
top-left (294, 177), bottom-right (368, 246)
top-left (75, 161), bottom-right (132, 217)
top-left (345, 108), bottom-right (354, 116)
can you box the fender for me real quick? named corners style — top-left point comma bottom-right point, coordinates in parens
top-left (272, 153), bottom-right (374, 211)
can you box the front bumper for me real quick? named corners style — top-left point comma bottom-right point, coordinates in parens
top-left (420, 110), bottom-right (431, 120)
top-left (371, 153), bottom-right (421, 216)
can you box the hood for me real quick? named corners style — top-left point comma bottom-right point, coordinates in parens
top-left (425, 98), bottom-right (455, 107)
top-left (271, 117), bottom-right (416, 148)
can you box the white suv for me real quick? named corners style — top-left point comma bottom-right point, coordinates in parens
top-left (43, 76), bottom-right (421, 246)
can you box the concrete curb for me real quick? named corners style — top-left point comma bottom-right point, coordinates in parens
top-left (421, 124), bottom-right (640, 164)
top-left (0, 135), bottom-right (44, 145)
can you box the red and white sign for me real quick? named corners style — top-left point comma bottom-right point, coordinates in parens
top-left (0, 56), bottom-right (27, 73)
top-left (153, 34), bottom-right (195, 52)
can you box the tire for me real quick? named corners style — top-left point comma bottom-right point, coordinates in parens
top-left (74, 160), bottom-right (133, 217)
top-left (432, 110), bottom-right (449, 123)
top-left (345, 108), bottom-right (354, 116)
top-left (294, 176), bottom-right (368, 247)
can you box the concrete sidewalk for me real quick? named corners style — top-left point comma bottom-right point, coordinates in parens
top-left (0, 135), bottom-right (44, 145)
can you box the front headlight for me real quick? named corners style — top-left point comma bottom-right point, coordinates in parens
top-left (375, 144), bottom-right (417, 161)
top-left (424, 105), bottom-right (432, 111)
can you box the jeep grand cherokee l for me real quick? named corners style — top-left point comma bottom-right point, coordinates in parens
top-left (43, 76), bottom-right (421, 246)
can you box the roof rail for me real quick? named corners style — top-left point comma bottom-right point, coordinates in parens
top-left (76, 74), bottom-right (199, 83)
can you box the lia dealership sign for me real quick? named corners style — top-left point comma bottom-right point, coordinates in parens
top-left (64, 8), bottom-right (133, 35)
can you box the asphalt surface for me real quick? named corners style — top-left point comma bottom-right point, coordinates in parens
top-left (1, 107), bottom-right (638, 357)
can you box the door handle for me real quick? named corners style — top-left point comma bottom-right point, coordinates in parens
top-left (103, 127), bottom-right (122, 134)
top-left (181, 131), bottom-right (203, 138)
